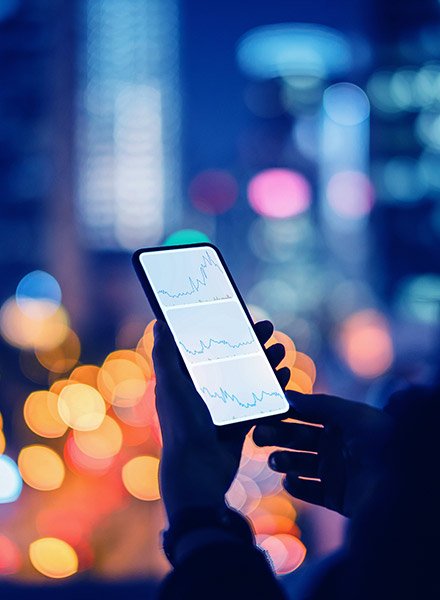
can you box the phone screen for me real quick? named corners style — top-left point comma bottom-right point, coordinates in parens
top-left (137, 245), bottom-right (289, 426)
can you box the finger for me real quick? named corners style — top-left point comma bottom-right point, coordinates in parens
top-left (253, 421), bottom-right (322, 452)
top-left (266, 343), bottom-right (286, 369)
top-left (152, 321), bottom-right (182, 383)
top-left (283, 475), bottom-right (324, 507)
top-left (269, 450), bottom-right (319, 478)
top-left (254, 320), bottom-right (274, 346)
top-left (152, 321), bottom-right (196, 406)
top-left (276, 367), bottom-right (290, 389)
top-left (285, 390), bottom-right (358, 425)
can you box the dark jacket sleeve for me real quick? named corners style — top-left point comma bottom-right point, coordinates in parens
top-left (158, 540), bottom-right (287, 600)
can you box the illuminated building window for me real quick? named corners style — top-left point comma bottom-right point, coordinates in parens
top-left (76, 0), bottom-right (182, 250)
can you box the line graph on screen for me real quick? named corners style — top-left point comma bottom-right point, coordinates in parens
top-left (146, 249), bottom-right (233, 307)
top-left (179, 327), bottom-right (256, 357)
top-left (200, 385), bottom-right (284, 409)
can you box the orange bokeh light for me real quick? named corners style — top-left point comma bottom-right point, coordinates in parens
top-left (35, 329), bottom-right (81, 374)
top-left (339, 310), bottom-right (393, 378)
top-left (293, 352), bottom-right (316, 384)
top-left (58, 383), bottom-right (106, 431)
top-left (29, 537), bottom-right (78, 579)
top-left (73, 415), bottom-right (123, 459)
top-left (64, 434), bottom-right (114, 476)
top-left (18, 445), bottom-right (65, 491)
top-left (0, 430), bottom-right (5, 455)
top-left (69, 365), bottom-right (100, 388)
top-left (23, 391), bottom-right (68, 438)
top-left (286, 368), bottom-right (313, 394)
top-left (0, 298), bottom-right (69, 351)
top-left (122, 455), bottom-right (160, 501)
top-left (98, 352), bottom-right (151, 408)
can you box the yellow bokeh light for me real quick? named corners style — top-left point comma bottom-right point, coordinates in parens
top-left (98, 354), bottom-right (150, 407)
top-left (29, 537), bottom-right (78, 579)
top-left (18, 445), bottom-right (65, 491)
top-left (35, 329), bottom-right (81, 374)
top-left (0, 298), bottom-right (69, 351)
top-left (58, 383), bottom-right (106, 431)
top-left (23, 391), bottom-right (68, 438)
top-left (73, 415), bottom-right (123, 459)
top-left (0, 410), bottom-right (3, 429)
top-left (122, 456), bottom-right (160, 501)
top-left (0, 430), bottom-right (5, 455)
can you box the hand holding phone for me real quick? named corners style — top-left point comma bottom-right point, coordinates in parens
top-left (133, 243), bottom-right (290, 428)
top-left (153, 317), bottom-right (288, 518)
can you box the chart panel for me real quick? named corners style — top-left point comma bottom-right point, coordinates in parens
top-left (168, 301), bottom-right (258, 364)
top-left (140, 247), bottom-right (234, 308)
top-left (192, 355), bottom-right (288, 425)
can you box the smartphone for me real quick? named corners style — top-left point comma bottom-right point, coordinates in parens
top-left (132, 243), bottom-right (289, 427)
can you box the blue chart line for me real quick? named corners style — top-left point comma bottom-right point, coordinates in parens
top-left (200, 386), bottom-right (284, 409)
top-left (179, 327), bottom-right (255, 356)
top-left (157, 250), bottom-right (230, 300)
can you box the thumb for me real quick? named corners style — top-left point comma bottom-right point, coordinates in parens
top-left (286, 391), bottom-right (355, 425)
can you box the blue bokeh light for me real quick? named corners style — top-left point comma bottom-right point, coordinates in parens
top-left (0, 455), bottom-right (23, 504)
top-left (237, 24), bottom-right (353, 80)
top-left (16, 270), bottom-right (62, 311)
top-left (323, 83), bottom-right (370, 126)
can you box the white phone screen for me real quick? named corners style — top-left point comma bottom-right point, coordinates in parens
top-left (139, 245), bottom-right (289, 425)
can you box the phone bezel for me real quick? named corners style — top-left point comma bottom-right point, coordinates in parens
top-left (132, 242), bottom-right (289, 434)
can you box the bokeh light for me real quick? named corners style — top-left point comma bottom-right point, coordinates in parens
top-left (396, 274), bottom-right (440, 323)
top-left (122, 456), bottom-right (161, 501)
top-left (258, 533), bottom-right (306, 574)
top-left (24, 391), bottom-right (68, 438)
top-left (16, 270), bottom-right (62, 316)
top-left (73, 415), bottom-right (123, 459)
top-left (18, 445), bottom-right (65, 491)
top-left (163, 229), bottom-right (211, 246)
top-left (98, 351), bottom-right (150, 407)
top-left (0, 430), bottom-right (5, 455)
top-left (323, 83), bottom-right (370, 126)
top-left (0, 297), bottom-right (69, 351)
top-left (35, 328), bottom-right (81, 373)
top-left (247, 169), bottom-right (311, 219)
top-left (0, 535), bottom-right (22, 575)
top-left (29, 538), bottom-right (78, 579)
top-left (58, 383), bottom-right (106, 431)
top-left (338, 310), bottom-right (394, 378)
top-left (382, 156), bottom-right (427, 202)
top-left (69, 364), bottom-right (100, 387)
top-left (64, 434), bottom-right (115, 476)
top-left (189, 169), bottom-right (238, 215)
top-left (237, 24), bottom-right (352, 79)
top-left (0, 455), bottom-right (23, 503)
top-left (327, 171), bottom-right (375, 217)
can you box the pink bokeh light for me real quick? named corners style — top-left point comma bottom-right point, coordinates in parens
top-left (247, 168), bottom-right (311, 218)
top-left (326, 171), bottom-right (375, 218)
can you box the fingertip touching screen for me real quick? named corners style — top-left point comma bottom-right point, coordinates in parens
top-left (138, 245), bottom-right (289, 425)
